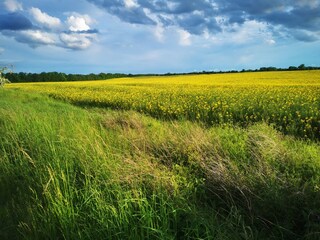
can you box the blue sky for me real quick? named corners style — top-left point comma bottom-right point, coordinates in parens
top-left (0, 0), bottom-right (320, 74)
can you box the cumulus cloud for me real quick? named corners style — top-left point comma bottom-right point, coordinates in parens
top-left (3, 29), bottom-right (57, 48)
top-left (67, 15), bottom-right (91, 31)
top-left (0, 48), bottom-right (4, 54)
top-left (0, 6), bottom-right (98, 50)
top-left (86, 0), bottom-right (320, 42)
top-left (59, 14), bottom-right (98, 50)
top-left (29, 7), bottom-right (61, 29)
top-left (60, 32), bottom-right (96, 50)
top-left (4, 0), bottom-right (23, 12)
top-left (18, 30), bottom-right (56, 45)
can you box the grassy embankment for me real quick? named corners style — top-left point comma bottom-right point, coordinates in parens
top-left (1, 89), bottom-right (320, 239)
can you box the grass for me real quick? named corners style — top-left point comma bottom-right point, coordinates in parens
top-left (1, 89), bottom-right (320, 239)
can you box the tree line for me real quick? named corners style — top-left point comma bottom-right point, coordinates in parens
top-left (4, 72), bottom-right (128, 83)
top-left (256, 64), bottom-right (319, 72)
top-left (3, 64), bottom-right (320, 83)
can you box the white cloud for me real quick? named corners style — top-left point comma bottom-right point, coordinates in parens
top-left (5, 29), bottom-right (96, 50)
top-left (266, 39), bottom-right (276, 45)
top-left (167, 2), bottom-right (179, 11)
top-left (4, 0), bottom-right (23, 12)
top-left (29, 7), bottom-right (62, 29)
top-left (5, 30), bottom-right (57, 47)
top-left (65, 12), bottom-right (96, 25)
top-left (67, 15), bottom-right (91, 32)
top-left (228, 21), bottom-right (267, 44)
top-left (154, 25), bottom-right (165, 42)
top-left (63, 14), bottom-right (97, 49)
top-left (124, 0), bottom-right (139, 9)
top-left (60, 32), bottom-right (95, 50)
top-left (1, 6), bottom-right (98, 51)
top-left (178, 29), bottom-right (191, 46)
top-left (22, 30), bottom-right (56, 45)
top-left (203, 20), bottom-right (274, 46)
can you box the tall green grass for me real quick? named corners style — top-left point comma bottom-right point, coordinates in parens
top-left (1, 89), bottom-right (320, 239)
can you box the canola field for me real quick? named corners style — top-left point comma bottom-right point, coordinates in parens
top-left (8, 70), bottom-right (320, 140)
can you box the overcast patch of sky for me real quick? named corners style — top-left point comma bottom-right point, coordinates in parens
top-left (0, 0), bottom-right (319, 73)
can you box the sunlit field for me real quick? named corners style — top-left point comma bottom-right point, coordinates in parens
top-left (2, 71), bottom-right (320, 239)
top-left (9, 70), bottom-right (320, 140)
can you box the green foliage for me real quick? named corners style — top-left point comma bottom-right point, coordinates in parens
top-left (1, 90), bottom-right (320, 239)
top-left (5, 71), bottom-right (128, 83)
top-left (4, 64), bottom-right (320, 83)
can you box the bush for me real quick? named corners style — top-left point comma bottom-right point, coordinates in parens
top-left (0, 66), bottom-right (11, 87)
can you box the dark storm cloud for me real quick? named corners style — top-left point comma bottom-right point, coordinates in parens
top-left (86, 0), bottom-right (155, 24)
top-left (291, 30), bottom-right (319, 42)
top-left (87, 0), bottom-right (320, 41)
top-left (0, 12), bottom-right (34, 31)
top-left (63, 29), bottom-right (99, 34)
top-left (113, 7), bottom-right (155, 24)
top-left (217, 0), bottom-right (320, 30)
top-left (0, 11), bottom-right (56, 49)
top-left (140, 0), bottom-right (214, 15)
top-left (263, 7), bottom-right (320, 30)
top-left (87, 0), bottom-right (220, 33)
top-left (176, 13), bottom-right (221, 35)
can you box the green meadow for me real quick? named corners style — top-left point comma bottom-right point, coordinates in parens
top-left (1, 73), bottom-right (320, 239)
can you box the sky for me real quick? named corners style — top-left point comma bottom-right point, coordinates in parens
top-left (0, 0), bottom-right (320, 74)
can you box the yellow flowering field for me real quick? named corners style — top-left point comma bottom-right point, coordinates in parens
top-left (9, 70), bottom-right (320, 139)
